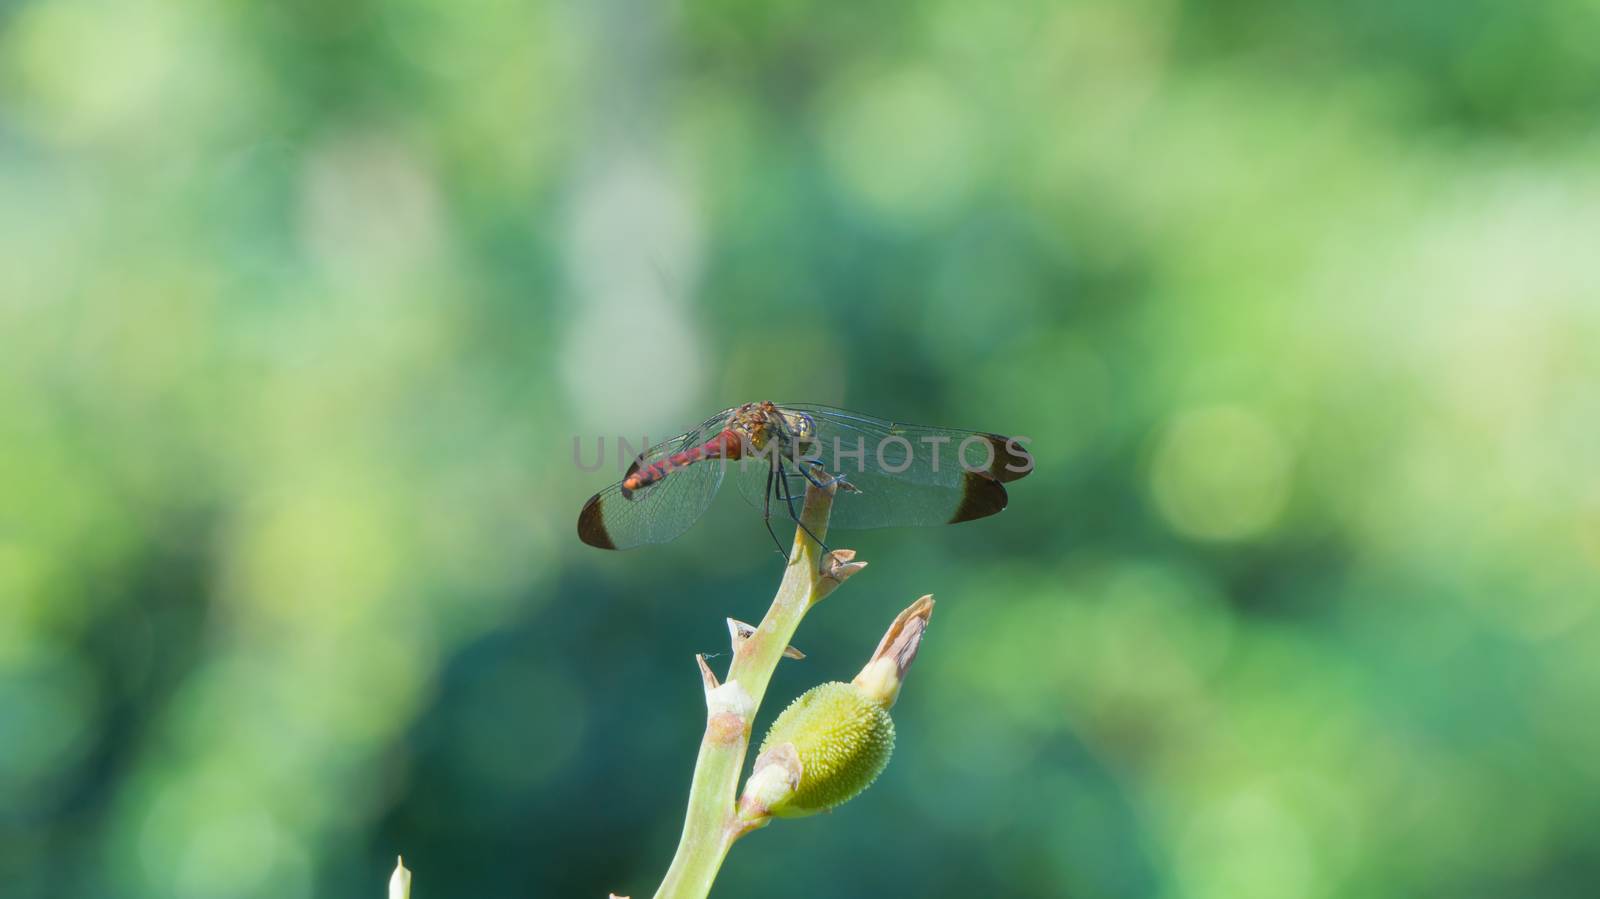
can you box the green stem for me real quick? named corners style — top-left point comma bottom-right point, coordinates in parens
top-left (651, 482), bottom-right (840, 899)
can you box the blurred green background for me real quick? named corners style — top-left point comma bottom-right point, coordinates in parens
top-left (4, 0), bottom-right (1599, 896)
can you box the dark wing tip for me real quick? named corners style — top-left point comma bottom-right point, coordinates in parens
top-left (950, 472), bottom-right (1009, 523)
top-left (985, 434), bottom-right (1034, 483)
top-left (577, 493), bottom-right (618, 549)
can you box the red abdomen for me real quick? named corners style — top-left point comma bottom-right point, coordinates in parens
top-left (621, 429), bottom-right (743, 498)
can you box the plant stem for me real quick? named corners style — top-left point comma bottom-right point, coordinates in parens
top-left (650, 482), bottom-right (844, 899)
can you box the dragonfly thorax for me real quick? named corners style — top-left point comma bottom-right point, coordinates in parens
top-left (731, 403), bottom-right (819, 459)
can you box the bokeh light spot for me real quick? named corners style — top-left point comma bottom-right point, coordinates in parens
top-left (1178, 789), bottom-right (1315, 899)
top-left (4, 0), bottom-right (183, 142)
top-left (1152, 405), bottom-right (1293, 541)
top-left (819, 66), bottom-right (976, 225)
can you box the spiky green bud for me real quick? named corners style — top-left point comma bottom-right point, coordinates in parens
top-left (738, 595), bottom-right (932, 824)
top-left (751, 681), bottom-right (895, 817)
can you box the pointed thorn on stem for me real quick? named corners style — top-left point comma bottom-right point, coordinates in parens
top-left (389, 856), bottom-right (412, 899)
top-left (726, 617), bottom-right (749, 652)
top-left (696, 654), bottom-right (720, 694)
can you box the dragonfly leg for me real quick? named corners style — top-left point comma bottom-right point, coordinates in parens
top-left (777, 459), bottom-right (834, 555)
top-left (800, 459), bottom-right (859, 493)
top-left (761, 462), bottom-right (787, 560)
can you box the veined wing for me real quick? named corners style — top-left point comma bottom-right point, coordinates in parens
top-left (774, 403), bottom-right (1033, 530)
top-left (730, 449), bottom-right (808, 518)
top-left (576, 409), bottom-right (735, 550)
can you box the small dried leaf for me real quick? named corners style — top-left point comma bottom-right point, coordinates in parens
top-left (814, 549), bottom-right (868, 602)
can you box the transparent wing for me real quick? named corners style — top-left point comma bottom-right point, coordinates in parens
top-left (576, 409), bottom-right (734, 550)
top-left (740, 404), bottom-right (1033, 530)
top-left (731, 451), bottom-right (801, 518)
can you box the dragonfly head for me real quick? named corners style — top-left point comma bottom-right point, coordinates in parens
top-left (780, 410), bottom-right (818, 446)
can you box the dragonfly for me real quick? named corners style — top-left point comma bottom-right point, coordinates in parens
top-left (576, 401), bottom-right (1033, 552)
